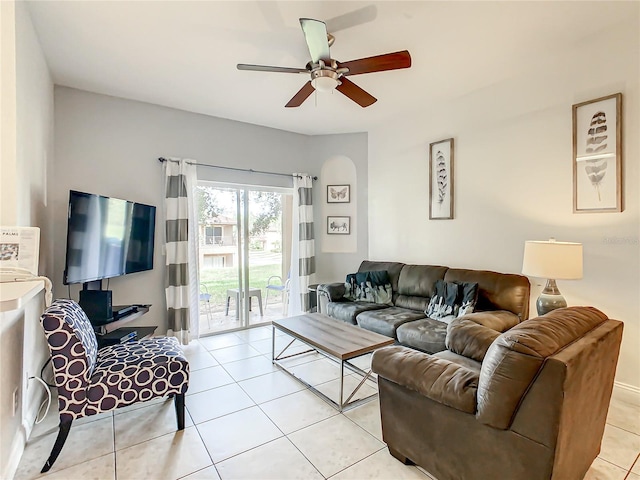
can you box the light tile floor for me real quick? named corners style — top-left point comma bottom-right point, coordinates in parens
top-left (15, 325), bottom-right (640, 480)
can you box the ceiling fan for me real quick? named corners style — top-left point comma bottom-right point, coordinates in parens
top-left (237, 18), bottom-right (411, 108)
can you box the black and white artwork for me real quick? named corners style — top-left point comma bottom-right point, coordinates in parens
top-left (327, 216), bottom-right (350, 235)
top-left (573, 93), bottom-right (622, 213)
top-left (327, 184), bottom-right (350, 203)
top-left (429, 138), bottom-right (454, 220)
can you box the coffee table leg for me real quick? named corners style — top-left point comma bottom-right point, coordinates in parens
top-left (339, 360), bottom-right (345, 412)
top-left (271, 325), bottom-right (276, 362)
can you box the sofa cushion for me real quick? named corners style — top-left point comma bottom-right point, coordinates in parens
top-left (356, 307), bottom-right (427, 339)
top-left (459, 310), bottom-right (521, 332)
top-left (395, 265), bottom-right (449, 311)
top-left (433, 350), bottom-right (482, 374)
top-left (444, 268), bottom-right (530, 320)
top-left (326, 301), bottom-right (387, 325)
top-left (396, 317), bottom-right (448, 354)
top-left (477, 306), bottom-right (609, 429)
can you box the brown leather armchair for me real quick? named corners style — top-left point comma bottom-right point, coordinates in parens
top-left (372, 307), bottom-right (623, 480)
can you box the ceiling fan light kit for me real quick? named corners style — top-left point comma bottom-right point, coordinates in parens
top-left (311, 70), bottom-right (340, 93)
top-left (237, 17), bottom-right (411, 108)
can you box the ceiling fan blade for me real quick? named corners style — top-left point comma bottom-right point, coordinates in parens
top-left (285, 81), bottom-right (315, 108)
top-left (237, 64), bottom-right (308, 74)
top-left (340, 50), bottom-right (412, 76)
top-left (300, 18), bottom-right (331, 63)
top-left (325, 5), bottom-right (377, 33)
top-left (336, 77), bottom-right (377, 107)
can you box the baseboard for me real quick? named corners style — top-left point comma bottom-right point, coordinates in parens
top-left (3, 427), bottom-right (25, 480)
top-left (613, 381), bottom-right (640, 406)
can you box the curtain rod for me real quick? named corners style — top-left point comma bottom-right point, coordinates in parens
top-left (158, 157), bottom-right (317, 181)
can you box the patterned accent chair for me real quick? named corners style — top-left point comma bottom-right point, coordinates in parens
top-left (39, 299), bottom-right (189, 473)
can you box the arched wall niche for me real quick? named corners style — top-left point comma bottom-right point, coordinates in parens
top-left (320, 155), bottom-right (357, 253)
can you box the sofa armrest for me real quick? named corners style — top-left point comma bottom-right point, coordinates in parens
top-left (459, 310), bottom-right (520, 332)
top-left (317, 282), bottom-right (346, 302)
top-left (372, 345), bottom-right (478, 414)
top-left (446, 318), bottom-right (501, 362)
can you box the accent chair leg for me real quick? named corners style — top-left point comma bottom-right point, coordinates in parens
top-left (388, 446), bottom-right (413, 465)
top-left (41, 420), bottom-right (72, 473)
top-left (174, 393), bottom-right (185, 430)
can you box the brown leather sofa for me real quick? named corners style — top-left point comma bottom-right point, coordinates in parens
top-left (371, 307), bottom-right (623, 480)
top-left (318, 260), bottom-right (530, 353)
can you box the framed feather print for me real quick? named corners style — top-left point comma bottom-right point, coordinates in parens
top-left (573, 93), bottom-right (623, 213)
top-left (429, 138), bottom-right (454, 220)
top-left (327, 184), bottom-right (350, 203)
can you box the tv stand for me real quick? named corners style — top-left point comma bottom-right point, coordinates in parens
top-left (94, 305), bottom-right (157, 348)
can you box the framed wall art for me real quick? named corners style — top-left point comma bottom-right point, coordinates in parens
top-left (429, 138), bottom-right (454, 220)
top-left (327, 184), bottom-right (350, 203)
top-left (327, 216), bottom-right (350, 235)
top-left (573, 93), bottom-right (622, 213)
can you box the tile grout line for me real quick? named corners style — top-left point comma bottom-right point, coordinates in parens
top-left (253, 397), bottom-right (327, 480)
top-left (189, 412), bottom-right (222, 480)
top-left (624, 452), bottom-right (640, 480)
top-left (112, 412), bottom-right (118, 480)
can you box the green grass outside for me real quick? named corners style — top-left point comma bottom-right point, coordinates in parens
top-left (200, 263), bottom-right (283, 306)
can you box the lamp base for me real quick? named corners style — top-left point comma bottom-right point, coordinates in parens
top-left (536, 279), bottom-right (567, 316)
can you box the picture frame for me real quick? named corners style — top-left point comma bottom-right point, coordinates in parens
top-left (429, 138), bottom-right (454, 220)
top-left (327, 216), bottom-right (350, 235)
top-left (327, 184), bottom-right (350, 203)
top-left (572, 93), bottom-right (623, 213)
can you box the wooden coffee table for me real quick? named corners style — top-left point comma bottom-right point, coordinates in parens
top-left (272, 313), bottom-right (394, 412)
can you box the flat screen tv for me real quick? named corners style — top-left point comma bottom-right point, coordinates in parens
top-left (64, 190), bottom-right (156, 285)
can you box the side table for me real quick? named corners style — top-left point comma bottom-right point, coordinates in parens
top-left (225, 288), bottom-right (264, 319)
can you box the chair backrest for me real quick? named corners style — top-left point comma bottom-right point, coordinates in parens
top-left (40, 299), bottom-right (99, 417)
top-left (200, 285), bottom-right (211, 301)
top-left (476, 307), bottom-right (617, 430)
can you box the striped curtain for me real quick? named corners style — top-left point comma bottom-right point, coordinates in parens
top-left (163, 158), bottom-right (199, 344)
top-left (289, 174), bottom-right (316, 315)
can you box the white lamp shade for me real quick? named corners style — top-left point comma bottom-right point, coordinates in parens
top-left (522, 240), bottom-right (583, 280)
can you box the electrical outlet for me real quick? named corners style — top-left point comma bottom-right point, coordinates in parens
top-left (12, 387), bottom-right (19, 417)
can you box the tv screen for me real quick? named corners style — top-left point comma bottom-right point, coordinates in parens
top-left (64, 190), bottom-right (156, 285)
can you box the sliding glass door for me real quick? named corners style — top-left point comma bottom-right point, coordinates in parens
top-left (196, 183), bottom-right (292, 334)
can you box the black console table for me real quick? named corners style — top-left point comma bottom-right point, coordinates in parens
top-left (94, 306), bottom-right (157, 348)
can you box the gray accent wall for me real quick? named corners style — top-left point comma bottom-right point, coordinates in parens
top-left (310, 133), bottom-right (369, 283)
top-left (52, 87), bottom-right (368, 331)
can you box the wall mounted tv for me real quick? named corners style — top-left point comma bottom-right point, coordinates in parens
top-left (64, 190), bottom-right (156, 286)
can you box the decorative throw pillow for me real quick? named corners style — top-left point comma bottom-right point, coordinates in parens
top-left (360, 271), bottom-right (393, 305)
top-left (343, 271), bottom-right (393, 305)
top-left (426, 280), bottom-right (479, 323)
top-left (457, 282), bottom-right (479, 317)
top-left (426, 280), bottom-right (460, 323)
top-left (344, 273), bottom-right (362, 301)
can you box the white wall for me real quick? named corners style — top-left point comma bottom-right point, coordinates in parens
top-left (53, 88), bottom-right (368, 331)
top-left (0, 0), bottom-right (18, 227)
top-left (1, 2), bottom-right (53, 478)
top-left (368, 13), bottom-right (639, 388)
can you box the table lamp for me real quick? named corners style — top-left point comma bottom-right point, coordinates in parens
top-left (522, 238), bottom-right (583, 316)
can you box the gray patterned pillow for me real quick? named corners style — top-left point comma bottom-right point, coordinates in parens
top-left (344, 271), bottom-right (393, 305)
top-left (426, 280), bottom-right (479, 323)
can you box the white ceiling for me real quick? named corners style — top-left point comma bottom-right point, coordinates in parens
top-left (25, 1), bottom-right (633, 135)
